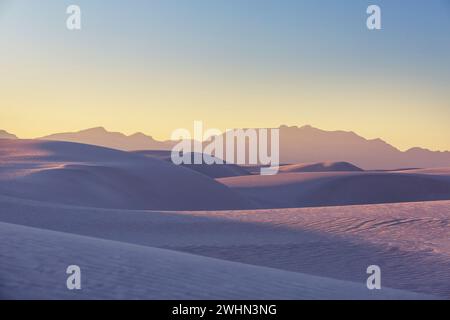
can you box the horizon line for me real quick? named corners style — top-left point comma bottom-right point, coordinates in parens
top-left (2, 124), bottom-right (450, 154)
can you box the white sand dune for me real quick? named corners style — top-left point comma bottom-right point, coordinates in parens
top-left (0, 196), bottom-right (448, 298)
top-left (180, 160), bottom-right (251, 178)
top-left (395, 167), bottom-right (450, 175)
top-left (278, 161), bottom-right (363, 173)
top-left (1, 139), bottom-right (449, 300)
top-left (1, 221), bottom-right (432, 300)
top-left (219, 171), bottom-right (450, 208)
top-left (136, 150), bottom-right (251, 178)
top-left (0, 140), bottom-right (253, 210)
top-left (134, 150), bottom-right (173, 160)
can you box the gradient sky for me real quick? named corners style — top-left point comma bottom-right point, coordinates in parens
top-left (1, 0), bottom-right (449, 151)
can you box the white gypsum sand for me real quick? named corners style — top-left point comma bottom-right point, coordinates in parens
top-left (0, 221), bottom-right (434, 300)
top-left (0, 196), bottom-right (448, 298)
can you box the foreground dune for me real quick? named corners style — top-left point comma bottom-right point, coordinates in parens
top-left (0, 196), bottom-right (448, 298)
top-left (1, 221), bottom-right (431, 300)
top-left (219, 171), bottom-right (450, 208)
top-left (0, 140), bottom-right (252, 210)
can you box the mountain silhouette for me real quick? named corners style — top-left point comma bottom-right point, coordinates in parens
top-left (3, 125), bottom-right (446, 170)
top-left (39, 127), bottom-right (175, 151)
top-left (0, 130), bottom-right (17, 139)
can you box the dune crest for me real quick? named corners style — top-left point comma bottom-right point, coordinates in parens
top-left (0, 139), bottom-right (253, 210)
top-left (278, 161), bottom-right (363, 173)
top-left (136, 150), bottom-right (251, 178)
top-left (219, 171), bottom-right (450, 208)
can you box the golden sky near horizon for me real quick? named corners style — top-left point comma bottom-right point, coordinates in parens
top-left (1, 0), bottom-right (449, 151)
top-left (1, 50), bottom-right (449, 152)
top-left (1, 66), bottom-right (448, 152)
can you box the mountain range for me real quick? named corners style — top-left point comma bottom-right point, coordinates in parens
top-left (1, 126), bottom-right (450, 170)
top-left (39, 127), bottom-right (174, 151)
top-left (277, 125), bottom-right (450, 170)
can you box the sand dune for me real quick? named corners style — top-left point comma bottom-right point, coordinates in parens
top-left (1, 138), bottom-right (449, 299)
top-left (0, 140), bottom-right (253, 210)
top-left (278, 161), bottom-right (363, 173)
top-left (180, 160), bottom-right (251, 178)
top-left (394, 167), bottom-right (450, 175)
top-left (0, 196), bottom-right (447, 298)
top-left (219, 172), bottom-right (450, 208)
top-left (134, 150), bottom-right (173, 160)
top-left (136, 150), bottom-right (251, 178)
top-left (0, 221), bottom-right (431, 300)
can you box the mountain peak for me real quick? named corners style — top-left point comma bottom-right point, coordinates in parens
top-left (280, 124), bottom-right (317, 131)
top-left (32, 125), bottom-right (450, 169)
top-left (0, 130), bottom-right (18, 139)
top-left (129, 132), bottom-right (154, 140)
top-left (39, 127), bottom-right (174, 151)
top-left (82, 127), bottom-right (108, 133)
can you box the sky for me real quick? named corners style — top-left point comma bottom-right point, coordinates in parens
top-left (0, 0), bottom-right (449, 151)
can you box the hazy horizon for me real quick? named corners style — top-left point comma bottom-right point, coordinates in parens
top-left (4, 123), bottom-right (450, 154)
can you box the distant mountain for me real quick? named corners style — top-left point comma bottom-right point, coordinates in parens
top-left (36, 125), bottom-right (450, 170)
top-left (278, 125), bottom-right (450, 170)
top-left (39, 127), bottom-right (175, 151)
top-left (403, 147), bottom-right (450, 168)
top-left (0, 130), bottom-right (17, 139)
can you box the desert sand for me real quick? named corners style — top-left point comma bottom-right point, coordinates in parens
top-left (277, 161), bottom-right (363, 173)
top-left (0, 221), bottom-right (430, 300)
top-left (0, 196), bottom-right (446, 299)
top-left (0, 139), bottom-right (449, 299)
top-left (219, 171), bottom-right (450, 208)
top-left (136, 150), bottom-right (252, 178)
top-left (0, 140), bottom-right (252, 210)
